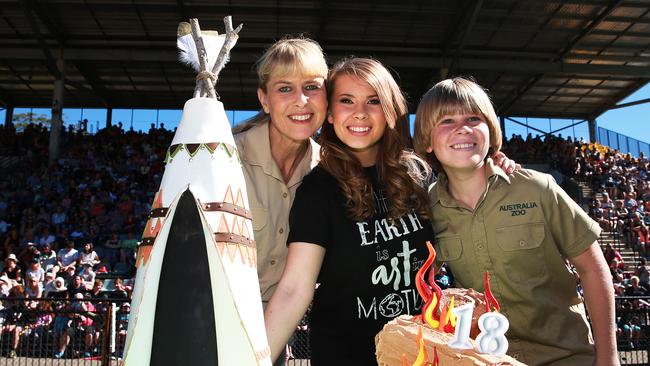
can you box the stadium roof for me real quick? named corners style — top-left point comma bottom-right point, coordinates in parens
top-left (1, 0), bottom-right (650, 120)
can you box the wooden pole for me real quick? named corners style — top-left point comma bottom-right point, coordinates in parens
top-left (211, 16), bottom-right (243, 80)
top-left (189, 19), bottom-right (217, 99)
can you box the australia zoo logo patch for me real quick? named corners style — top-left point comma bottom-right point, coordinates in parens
top-left (499, 202), bottom-right (538, 216)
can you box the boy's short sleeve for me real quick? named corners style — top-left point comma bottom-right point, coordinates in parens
top-left (287, 171), bottom-right (332, 248)
top-left (543, 174), bottom-right (601, 259)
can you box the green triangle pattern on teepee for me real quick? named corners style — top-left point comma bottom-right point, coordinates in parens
top-left (164, 142), bottom-right (241, 163)
top-left (221, 143), bottom-right (234, 158)
top-left (220, 143), bottom-right (241, 163)
top-left (205, 142), bottom-right (219, 154)
top-left (186, 144), bottom-right (202, 158)
top-left (165, 144), bottom-right (185, 164)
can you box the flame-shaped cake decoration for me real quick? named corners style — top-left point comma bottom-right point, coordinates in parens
top-left (401, 326), bottom-right (438, 366)
top-left (483, 271), bottom-right (501, 313)
top-left (415, 241), bottom-right (456, 333)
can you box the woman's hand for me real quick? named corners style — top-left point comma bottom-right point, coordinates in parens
top-left (493, 151), bottom-right (520, 174)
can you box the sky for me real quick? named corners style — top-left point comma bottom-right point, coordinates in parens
top-left (2, 82), bottom-right (649, 154)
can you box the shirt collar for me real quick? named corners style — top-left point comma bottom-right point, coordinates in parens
top-left (288, 136), bottom-right (320, 188)
top-left (485, 157), bottom-right (511, 185)
top-left (236, 121), bottom-right (320, 186)
top-left (430, 158), bottom-right (510, 208)
top-left (237, 121), bottom-right (274, 168)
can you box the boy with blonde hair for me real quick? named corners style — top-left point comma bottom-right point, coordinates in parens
top-left (414, 77), bottom-right (618, 366)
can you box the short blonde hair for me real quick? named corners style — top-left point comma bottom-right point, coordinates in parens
top-left (255, 37), bottom-right (328, 91)
top-left (413, 77), bottom-right (502, 167)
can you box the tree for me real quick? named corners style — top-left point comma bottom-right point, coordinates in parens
top-left (11, 112), bottom-right (51, 131)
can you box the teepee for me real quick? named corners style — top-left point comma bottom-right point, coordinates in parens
top-left (123, 17), bottom-right (271, 366)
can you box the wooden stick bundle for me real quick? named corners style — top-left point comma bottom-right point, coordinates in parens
top-left (189, 16), bottom-right (243, 99)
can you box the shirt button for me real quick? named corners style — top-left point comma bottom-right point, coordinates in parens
top-left (279, 228), bottom-right (284, 234)
top-left (282, 192), bottom-right (288, 198)
top-left (519, 240), bottom-right (526, 246)
top-left (270, 260), bottom-right (276, 265)
top-left (478, 245), bottom-right (484, 250)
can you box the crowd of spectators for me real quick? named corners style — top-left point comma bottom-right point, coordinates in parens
top-left (504, 132), bottom-right (650, 350)
top-left (0, 122), bottom-right (171, 358)
top-left (575, 142), bottom-right (650, 349)
top-left (501, 132), bottom-right (583, 176)
top-left (0, 123), bottom-right (649, 357)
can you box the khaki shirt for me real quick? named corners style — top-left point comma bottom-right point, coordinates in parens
top-left (234, 122), bottom-right (320, 302)
top-left (429, 159), bottom-right (600, 366)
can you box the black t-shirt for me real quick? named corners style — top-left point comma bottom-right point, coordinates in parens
top-left (288, 165), bottom-right (433, 365)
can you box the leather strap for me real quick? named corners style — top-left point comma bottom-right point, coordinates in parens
top-left (140, 237), bottom-right (155, 246)
top-left (214, 233), bottom-right (255, 248)
top-left (149, 207), bottom-right (169, 219)
top-left (201, 201), bottom-right (252, 220)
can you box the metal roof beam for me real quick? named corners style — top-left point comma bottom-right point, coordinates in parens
top-left (592, 80), bottom-right (650, 118)
top-left (74, 63), bottom-right (111, 107)
top-left (499, 0), bottom-right (623, 115)
top-left (0, 86), bottom-right (13, 107)
top-left (16, 2), bottom-right (429, 15)
top-left (132, 1), bottom-right (152, 41)
top-left (19, 0), bottom-right (62, 79)
top-left (608, 97), bottom-right (650, 110)
top-left (29, 1), bottom-right (65, 45)
top-left (17, 0), bottom-right (89, 92)
top-left (549, 119), bottom-right (589, 135)
top-left (446, 0), bottom-right (483, 78)
top-left (176, 0), bottom-right (191, 22)
top-left (3, 47), bottom-right (650, 77)
top-left (4, 62), bottom-right (38, 94)
top-left (457, 59), bottom-right (650, 78)
top-left (505, 117), bottom-right (550, 136)
top-left (314, 0), bottom-right (330, 40)
top-left (558, 0), bottom-right (624, 60)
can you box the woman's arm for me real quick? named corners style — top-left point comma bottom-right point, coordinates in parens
top-left (570, 241), bottom-right (620, 366)
top-left (264, 242), bottom-right (325, 363)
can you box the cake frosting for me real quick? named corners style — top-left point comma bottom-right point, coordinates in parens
top-left (375, 314), bottom-right (526, 366)
top-left (439, 288), bottom-right (487, 339)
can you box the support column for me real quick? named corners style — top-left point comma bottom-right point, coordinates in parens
top-left (588, 118), bottom-right (597, 143)
top-left (49, 53), bottom-right (64, 165)
top-left (106, 108), bottom-right (113, 128)
top-left (5, 106), bottom-right (13, 128)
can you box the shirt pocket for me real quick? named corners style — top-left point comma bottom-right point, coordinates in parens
top-left (435, 236), bottom-right (463, 262)
top-left (251, 207), bottom-right (268, 232)
top-left (495, 222), bottom-right (546, 283)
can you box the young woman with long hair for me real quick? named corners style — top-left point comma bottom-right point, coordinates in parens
top-left (264, 58), bottom-right (434, 365)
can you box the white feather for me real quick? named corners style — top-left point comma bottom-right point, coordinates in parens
top-left (177, 33), bottom-right (227, 72)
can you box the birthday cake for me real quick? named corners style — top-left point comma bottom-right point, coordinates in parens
top-left (375, 243), bottom-right (527, 365)
top-left (375, 291), bottom-right (526, 365)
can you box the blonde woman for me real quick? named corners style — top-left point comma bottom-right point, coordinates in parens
top-left (234, 38), bottom-right (328, 305)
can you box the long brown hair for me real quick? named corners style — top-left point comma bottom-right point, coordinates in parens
top-left (320, 58), bottom-right (430, 221)
top-left (233, 36), bottom-right (328, 134)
